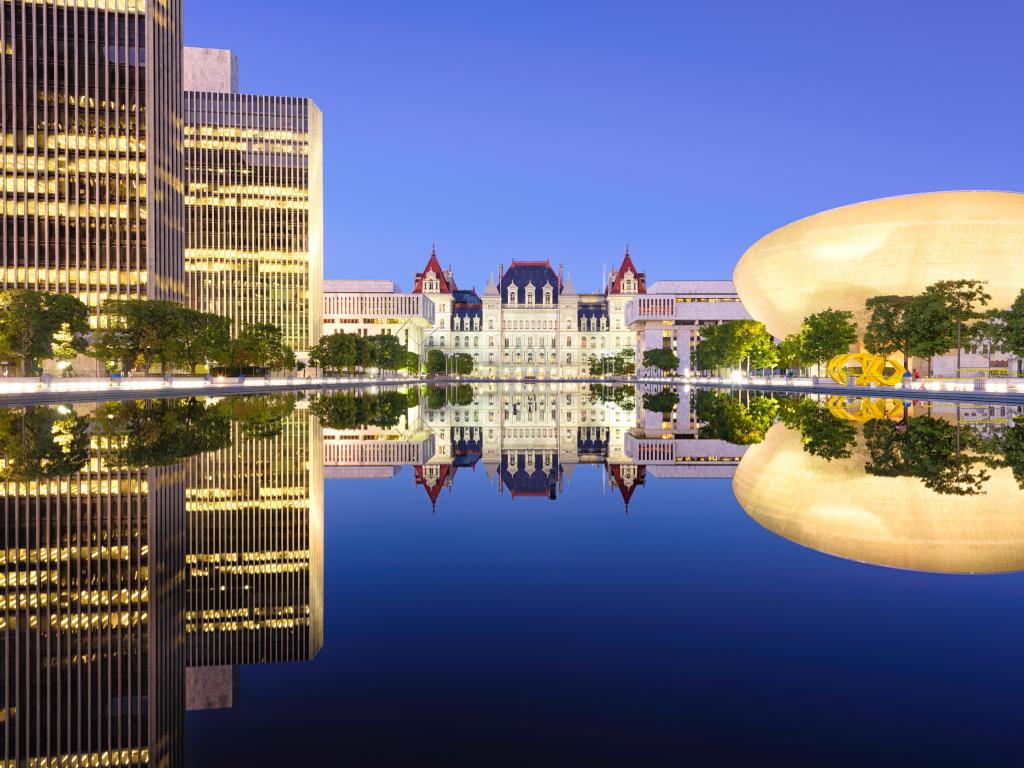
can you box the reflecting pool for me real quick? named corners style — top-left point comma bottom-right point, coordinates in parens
top-left (3, 384), bottom-right (1023, 766)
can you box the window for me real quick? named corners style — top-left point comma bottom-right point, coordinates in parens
top-left (508, 285), bottom-right (517, 304)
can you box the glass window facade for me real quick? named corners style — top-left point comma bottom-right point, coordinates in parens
top-left (0, 0), bottom-right (184, 324)
top-left (184, 91), bottom-right (323, 355)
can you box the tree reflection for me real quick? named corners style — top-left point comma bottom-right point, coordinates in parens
top-left (777, 397), bottom-right (857, 461)
top-left (863, 417), bottom-right (990, 496)
top-left (0, 406), bottom-right (90, 480)
top-left (588, 384), bottom-right (635, 411)
top-left (223, 393), bottom-right (298, 441)
top-left (695, 390), bottom-right (778, 445)
top-left (94, 398), bottom-right (233, 467)
top-left (310, 389), bottom-right (411, 429)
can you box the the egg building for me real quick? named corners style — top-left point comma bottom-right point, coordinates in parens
top-left (734, 191), bottom-right (1024, 342)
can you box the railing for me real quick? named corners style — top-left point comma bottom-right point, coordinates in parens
top-left (0, 373), bottom-right (418, 396)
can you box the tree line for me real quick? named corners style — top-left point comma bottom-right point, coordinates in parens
top-left (0, 289), bottom-right (297, 376)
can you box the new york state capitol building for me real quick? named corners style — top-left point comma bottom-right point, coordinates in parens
top-left (323, 247), bottom-right (750, 376)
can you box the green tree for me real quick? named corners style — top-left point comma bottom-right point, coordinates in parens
top-left (425, 348), bottom-right (447, 375)
top-left (800, 308), bottom-right (857, 372)
top-left (367, 334), bottom-right (405, 372)
top-left (920, 280), bottom-right (991, 376)
top-left (93, 299), bottom-right (181, 374)
top-left (403, 350), bottom-right (421, 375)
top-left (0, 290), bottom-right (89, 375)
top-left (863, 295), bottom-right (915, 372)
top-left (50, 323), bottom-right (78, 376)
top-left (642, 348), bottom-right (679, 374)
top-left (170, 308), bottom-right (232, 374)
top-left (905, 291), bottom-right (957, 376)
top-left (997, 290), bottom-right (1024, 375)
top-left (230, 323), bottom-right (294, 373)
top-left (777, 333), bottom-right (807, 374)
top-left (310, 332), bottom-right (358, 373)
top-left (450, 352), bottom-right (474, 375)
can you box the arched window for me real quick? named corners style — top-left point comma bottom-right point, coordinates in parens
top-left (440, 336), bottom-right (446, 346)
top-left (489, 353), bottom-right (495, 364)
top-left (454, 336), bottom-right (460, 348)
top-left (567, 353), bottom-right (572, 364)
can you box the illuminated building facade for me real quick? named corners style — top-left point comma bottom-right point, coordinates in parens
top-left (626, 281), bottom-right (751, 374)
top-left (0, 0), bottom-right (185, 323)
top-left (330, 247), bottom-right (749, 377)
top-left (331, 246), bottom-right (646, 377)
top-left (322, 279), bottom-right (435, 357)
top-left (734, 190), bottom-right (1024, 376)
top-left (184, 48), bottom-right (323, 358)
top-left (1, 437), bottom-right (186, 766)
top-left (184, 404), bottom-right (324, 681)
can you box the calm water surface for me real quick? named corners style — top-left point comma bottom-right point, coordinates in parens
top-left (4, 385), bottom-right (1023, 766)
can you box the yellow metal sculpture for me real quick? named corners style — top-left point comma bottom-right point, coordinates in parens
top-left (826, 396), bottom-right (905, 423)
top-left (826, 352), bottom-right (906, 387)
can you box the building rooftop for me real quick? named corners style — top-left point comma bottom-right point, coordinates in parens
top-left (323, 279), bottom-right (401, 293)
top-left (647, 280), bottom-right (738, 295)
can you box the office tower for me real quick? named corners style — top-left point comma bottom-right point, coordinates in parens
top-left (183, 47), bottom-right (323, 359)
top-left (0, 0), bottom-right (184, 322)
top-left (1, 421), bottom-right (186, 766)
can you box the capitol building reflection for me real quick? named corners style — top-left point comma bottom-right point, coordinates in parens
top-left (322, 383), bottom-right (747, 511)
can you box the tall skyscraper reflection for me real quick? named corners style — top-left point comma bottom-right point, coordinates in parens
top-left (1, 397), bottom-right (327, 761)
top-left (184, 401), bottom-right (324, 707)
top-left (1, 412), bottom-right (187, 767)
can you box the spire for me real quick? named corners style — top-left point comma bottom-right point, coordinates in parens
top-left (625, 242), bottom-right (630, 258)
top-left (431, 243), bottom-right (436, 257)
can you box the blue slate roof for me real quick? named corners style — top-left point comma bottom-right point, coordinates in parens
top-left (499, 452), bottom-right (561, 498)
top-left (500, 262), bottom-right (560, 305)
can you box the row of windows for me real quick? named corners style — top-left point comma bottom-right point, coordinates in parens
top-left (435, 314), bottom-right (616, 331)
top-left (428, 335), bottom-right (630, 350)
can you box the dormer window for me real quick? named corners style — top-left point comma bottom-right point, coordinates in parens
top-left (507, 283), bottom-right (517, 305)
top-left (543, 284), bottom-right (553, 305)
top-left (525, 282), bottom-right (535, 305)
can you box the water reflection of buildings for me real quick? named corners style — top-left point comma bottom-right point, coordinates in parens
top-left (185, 405), bottom-right (324, 710)
top-left (2, 443), bottom-right (187, 766)
top-left (1, 401), bottom-right (326, 764)
top-left (322, 384), bottom-right (747, 510)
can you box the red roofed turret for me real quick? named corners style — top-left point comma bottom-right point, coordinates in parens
top-left (608, 244), bottom-right (647, 294)
top-left (413, 245), bottom-right (457, 294)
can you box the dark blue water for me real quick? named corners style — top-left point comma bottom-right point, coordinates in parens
top-left (4, 390), bottom-right (1019, 766)
top-left (187, 455), bottom-right (1023, 767)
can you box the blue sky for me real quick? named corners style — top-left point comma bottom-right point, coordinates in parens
top-left (185, 1), bottom-right (1024, 292)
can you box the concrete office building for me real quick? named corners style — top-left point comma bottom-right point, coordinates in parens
top-left (627, 280), bottom-right (751, 375)
top-left (322, 279), bottom-right (435, 356)
top-left (183, 47), bottom-right (323, 358)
